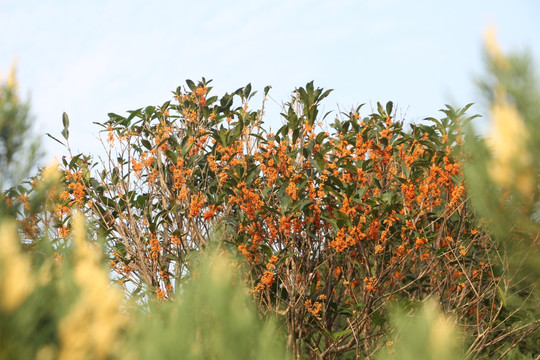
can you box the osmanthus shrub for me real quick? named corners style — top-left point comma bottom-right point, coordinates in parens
top-left (4, 80), bottom-right (505, 359)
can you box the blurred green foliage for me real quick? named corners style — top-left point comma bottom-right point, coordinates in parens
top-left (468, 27), bottom-right (540, 257)
top-left (466, 28), bottom-right (540, 359)
top-left (0, 209), bottom-right (290, 359)
top-left (128, 248), bottom-right (290, 360)
top-left (375, 300), bottom-right (463, 360)
top-left (376, 28), bottom-right (540, 360)
top-left (0, 61), bottom-right (41, 190)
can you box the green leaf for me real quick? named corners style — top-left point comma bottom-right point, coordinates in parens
top-left (354, 186), bottom-right (367, 200)
top-left (61, 112), bottom-right (70, 140)
top-left (62, 112), bottom-right (70, 129)
top-left (401, 163), bottom-right (411, 178)
top-left (385, 101), bottom-right (393, 115)
top-left (136, 195), bottom-right (147, 208)
top-left (244, 83), bottom-right (252, 98)
top-left (145, 106), bottom-right (155, 117)
top-left (46, 133), bottom-right (65, 146)
top-left (292, 199), bottom-right (310, 213)
top-left (381, 191), bottom-right (395, 204)
top-left (331, 328), bottom-right (352, 341)
top-left (259, 243), bottom-right (273, 258)
top-left (185, 79), bottom-right (197, 92)
top-left (377, 102), bottom-right (385, 116)
top-left (165, 150), bottom-right (177, 164)
top-left (278, 190), bottom-right (291, 213)
top-left (141, 139), bottom-right (152, 150)
top-left (312, 153), bottom-right (326, 171)
top-left (61, 128), bottom-right (69, 141)
top-left (160, 100), bottom-right (171, 112)
top-left (315, 131), bottom-right (327, 144)
top-left (497, 285), bottom-right (507, 308)
top-left (126, 109), bottom-right (142, 122)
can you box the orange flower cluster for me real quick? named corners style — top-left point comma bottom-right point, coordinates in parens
top-left (17, 194), bottom-right (30, 211)
top-left (202, 207), bottom-right (216, 221)
top-left (183, 109), bottom-right (197, 123)
top-left (106, 123), bottom-right (115, 143)
top-left (414, 237), bottom-right (428, 249)
top-left (230, 182), bottom-right (263, 221)
top-left (285, 182), bottom-right (298, 201)
top-left (59, 224), bottom-right (70, 238)
top-left (131, 152), bottom-right (154, 176)
top-left (266, 255), bottom-right (278, 270)
top-left (329, 221), bottom-right (367, 252)
top-left (188, 193), bottom-right (206, 218)
top-left (258, 140), bottom-right (294, 187)
top-left (195, 86), bottom-right (208, 107)
top-left (238, 244), bottom-right (253, 262)
top-left (171, 234), bottom-right (182, 247)
top-left (252, 270), bottom-right (275, 293)
top-left (304, 296), bottom-right (325, 320)
top-left (62, 169), bottom-right (86, 206)
top-left (156, 288), bottom-right (166, 300)
top-left (155, 120), bottom-right (173, 152)
top-left (149, 234), bottom-right (162, 261)
top-left (170, 157), bottom-right (192, 200)
top-left (68, 182), bottom-right (85, 205)
top-left (364, 277), bottom-right (376, 292)
top-left (212, 141), bottom-right (246, 186)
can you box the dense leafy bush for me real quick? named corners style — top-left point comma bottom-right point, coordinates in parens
top-left (4, 78), bottom-right (518, 358)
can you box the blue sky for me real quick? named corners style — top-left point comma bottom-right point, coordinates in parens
top-left (1, 0), bottom-right (539, 161)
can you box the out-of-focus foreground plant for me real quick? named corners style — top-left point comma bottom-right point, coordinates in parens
top-left (469, 26), bottom-right (540, 274)
top-left (0, 60), bottom-right (41, 190)
top-left (1, 197), bottom-right (127, 360)
top-left (0, 187), bottom-right (289, 359)
top-left (373, 28), bottom-right (540, 360)
top-left (375, 300), bottom-right (463, 360)
top-left (464, 27), bottom-right (540, 359)
top-left (128, 247), bottom-right (290, 360)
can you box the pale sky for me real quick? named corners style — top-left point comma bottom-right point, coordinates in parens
top-left (1, 0), bottom-right (539, 162)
